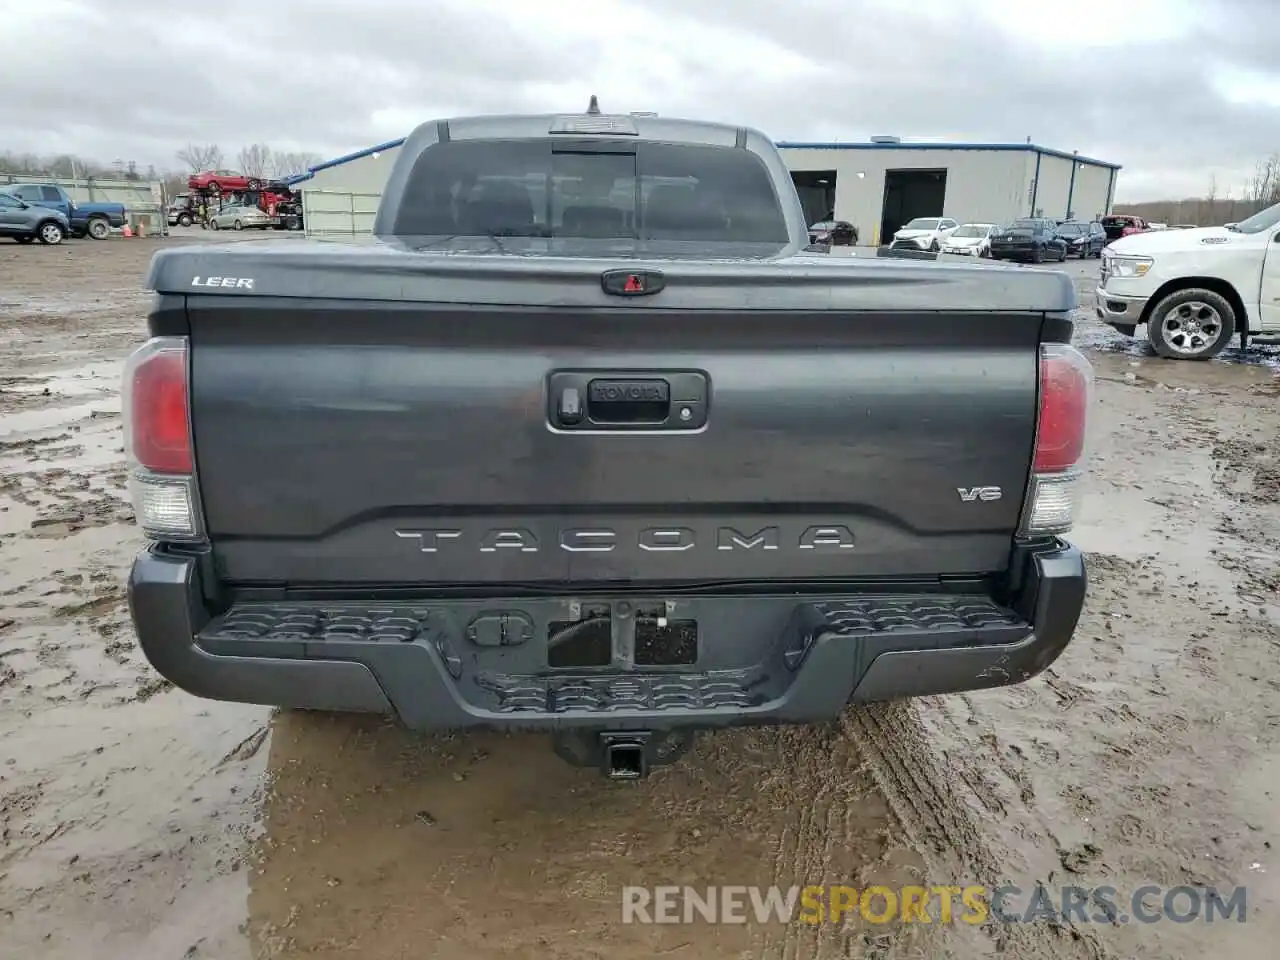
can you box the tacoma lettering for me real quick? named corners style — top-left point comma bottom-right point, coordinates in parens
top-left (395, 529), bottom-right (461, 552)
top-left (393, 524), bottom-right (848, 553)
top-left (716, 526), bottom-right (779, 551)
top-left (478, 528), bottom-right (538, 553)
top-left (798, 525), bottom-right (856, 550)
top-left (638, 527), bottom-right (696, 552)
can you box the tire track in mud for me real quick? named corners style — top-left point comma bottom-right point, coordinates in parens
top-left (848, 703), bottom-right (1111, 959)
top-left (852, 359), bottom-right (1280, 960)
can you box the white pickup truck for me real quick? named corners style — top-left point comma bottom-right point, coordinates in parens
top-left (1095, 199), bottom-right (1280, 360)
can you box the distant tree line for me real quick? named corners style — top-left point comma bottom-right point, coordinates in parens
top-left (1, 142), bottom-right (324, 199)
top-left (1114, 152), bottom-right (1280, 226)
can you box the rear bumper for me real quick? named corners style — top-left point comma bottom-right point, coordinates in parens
top-left (990, 243), bottom-right (1036, 259)
top-left (128, 542), bottom-right (1086, 731)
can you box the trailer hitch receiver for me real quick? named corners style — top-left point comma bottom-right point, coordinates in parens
top-left (552, 729), bottom-right (697, 779)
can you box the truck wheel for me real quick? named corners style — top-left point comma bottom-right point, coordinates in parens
top-left (1146, 288), bottom-right (1234, 360)
top-left (87, 217), bottom-right (110, 240)
top-left (178, 213), bottom-right (193, 227)
top-left (37, 221), bottom-right (65, 245)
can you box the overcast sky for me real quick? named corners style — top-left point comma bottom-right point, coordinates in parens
top-left (3, 0), bottom-right (1277, 202)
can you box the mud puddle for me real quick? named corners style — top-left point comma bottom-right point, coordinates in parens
top-left (1, 692), bottom-right (269, 960)
top-left (1075, 324), bottom-right (1280, 374)
top-left (1, 360), bottom-right (125, 404)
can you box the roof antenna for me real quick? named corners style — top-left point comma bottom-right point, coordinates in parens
top-left (586, 95), bottom-right (601, 115)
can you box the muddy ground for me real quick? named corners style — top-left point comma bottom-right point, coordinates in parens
top-left (1, 236), bottom-right (1278, 960)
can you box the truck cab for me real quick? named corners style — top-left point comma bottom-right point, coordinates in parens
top-left (1095, 199), bottom-right (1280, 359)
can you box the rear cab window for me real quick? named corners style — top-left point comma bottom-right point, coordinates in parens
top-left (390, 138), bottom-right (791, 254)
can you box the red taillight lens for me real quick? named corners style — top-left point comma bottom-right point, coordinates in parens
top-left (1034, 345), bottom-right (1091, 473)
top-left (127, 342), bottom-right (192, 474)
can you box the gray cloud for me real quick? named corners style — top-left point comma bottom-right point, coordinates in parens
top-left (3, 0), bottom-right (1278, 200)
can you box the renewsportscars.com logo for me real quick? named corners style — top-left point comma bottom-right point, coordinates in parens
top-left (621, 884), bottom-right (1249, 926)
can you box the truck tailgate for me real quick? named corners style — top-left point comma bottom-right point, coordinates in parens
top-left (185, 267), bottom-right (1049, 586)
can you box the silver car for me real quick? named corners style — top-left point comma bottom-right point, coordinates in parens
top-left (0, 189), bottom-right (70, 244)
top-left (208, 203), bottom-right (273, 231)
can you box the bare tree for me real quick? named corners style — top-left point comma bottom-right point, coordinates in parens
top-left (1246, 154), bottom-right (1279, 206)
top-left (237, 143), bottom-right (273, 179)
top-left (175, 143), bottom-right (224, 173)
top-left (272, 151), bottom-right (323, 178)
top-left (1199, 172), bottom-right (1217, 226)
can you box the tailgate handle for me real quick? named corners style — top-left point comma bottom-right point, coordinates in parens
top-left (588, 379), bottom-right (669, 423)
top-left (548, 371), bottom-right (708, 431)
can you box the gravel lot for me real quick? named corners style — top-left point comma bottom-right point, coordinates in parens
top-left (1, 236), bottom-right (1278, 960)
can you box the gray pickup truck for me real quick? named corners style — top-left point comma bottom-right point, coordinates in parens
top-left (124, 105), bottom-right (1091, 778)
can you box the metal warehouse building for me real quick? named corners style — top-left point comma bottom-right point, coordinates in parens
top-left (287, 132), bottom-right (1120, 243)
top-left (780, 140), bottom-right (1120, 245)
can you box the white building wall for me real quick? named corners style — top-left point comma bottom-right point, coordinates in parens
top-left (779, 147), bottom-right (1031, 245)
top-left (1070, 162), bottom-right (1114, 220)
top-left (303, 147), bottom-right (403, 194)
top-left (298, 147), bottom-right (404, 237)
top-left (1031, 154), bottom-right (1073, 220)
top-left (1030, 154), bottom-right (1115, 221)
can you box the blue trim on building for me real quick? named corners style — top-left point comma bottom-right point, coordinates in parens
top-left (775, 141), bottom-right (1121, 171)
top-left (283, 137), bottom-right (408, 186)
top-left (1065, 155), bottom-right (1078, 219)
top-left (1030, 151), bottom-right (1042, 216)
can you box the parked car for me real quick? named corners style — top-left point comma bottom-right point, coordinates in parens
top-left (989, 218), bottom-right (1069, 263)
top-left (188, 169), bottom-right (259, 195)
top-left (1056, 220), bottom-right (1107, 258)
top-left (0, 183), bottom-right (127, 239)
top-left (1100, 214), bottom-right (1148, 242)
top-left (808, 219), bottom-right (858, 246)
top-left (207, 203), bottom-right (274, 231)
top-left (1095, 199), bottom-right (1280, 360)
top-left (0, 191), bottom-right (70, 244)
top-left (941, 222), bottom-right (996, 257)
top-left (124, 105), bottom-right (1091, 781)
top-left (890, 216), bottom-right (959, 251)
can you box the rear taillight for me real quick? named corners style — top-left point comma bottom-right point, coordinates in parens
top-left (1020, 343), bottom-right (1092, 536)
top-left (122, 337), bottom-right (202, 540)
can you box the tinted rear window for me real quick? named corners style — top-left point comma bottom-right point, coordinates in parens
top-left (391, 139), bottom-right (789, 244)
